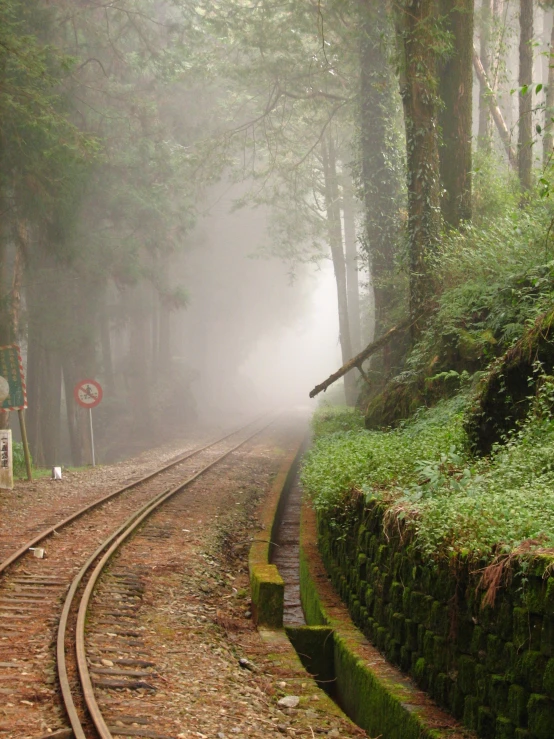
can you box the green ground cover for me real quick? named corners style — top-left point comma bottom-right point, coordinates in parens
top-left (303, 384), bottom-right (554, 560)
top-left (303, 168), bottom-right (554, 563)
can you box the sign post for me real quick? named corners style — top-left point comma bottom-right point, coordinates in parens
top-left (74, 379), bottom-right (103, 467)
top-left (0, 344), bottom-right (31, 481)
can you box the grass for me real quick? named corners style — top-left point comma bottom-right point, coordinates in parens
top-left (302, 388), bottom-right (554, 560)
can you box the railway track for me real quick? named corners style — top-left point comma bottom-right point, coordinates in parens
top-left (0, 414), bottom-right (277, 739)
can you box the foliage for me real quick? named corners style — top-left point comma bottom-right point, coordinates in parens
top-left (404, 375), bottom-right (554, 558)
top-left (302, 396), bottom-right (467, 519)
top-left (12, 442), bottom-right (30, 478)
top-left (305, 367), bottom-right (554, 560)
top-left (311, 405), bottom-right (365, 439)
top-left (405, 194), bottom-right (554, 382)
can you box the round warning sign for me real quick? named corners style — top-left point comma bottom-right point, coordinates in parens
top-left (74, 379), bottom-right (103, 409)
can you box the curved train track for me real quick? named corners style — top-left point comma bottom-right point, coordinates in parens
top-left (0, 414), bottom-right (277, 739)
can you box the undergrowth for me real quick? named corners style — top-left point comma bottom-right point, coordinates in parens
top-left (311, 404), bottom-right (365, 437)
top-left (304, 163), bottom-right (554, 562)
top-left (303, 382), bottom-right (554, 560)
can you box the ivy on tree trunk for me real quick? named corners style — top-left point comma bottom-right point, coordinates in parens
top-left (438, 0), bottom-right (474, 228)
top-left (359, 0), bottom-right (402, 341)
top-left (396, 0), bottom-right (442, 335)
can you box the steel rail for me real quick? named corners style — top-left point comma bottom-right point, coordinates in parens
top-left (0, 414), bottom-right (268, 577)
top-left (59, 415), bottom-right (277, 739)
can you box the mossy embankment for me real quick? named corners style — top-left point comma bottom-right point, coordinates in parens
top-left (303, 195), bottom-right (554, 739)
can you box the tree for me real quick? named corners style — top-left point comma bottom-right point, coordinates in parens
top-left (396, 0), bottom-right (442, 332)
top-left (438, 0), bottom-right (474, 228)
top-left (478, 0), bottom-right (494, 150)
top-left (359, 0), bottom-right (404, 342)
top-left (519, 0), bottom-right (534, 190)
top-left (543, 2), bottom-right (554, 166)
top-left (321, 133), bottom-right (356, 404)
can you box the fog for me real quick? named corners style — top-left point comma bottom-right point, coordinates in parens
top-left (2, 0), bottom-right (374, 468)
top-left (172, 183), bottom-right (343, 422)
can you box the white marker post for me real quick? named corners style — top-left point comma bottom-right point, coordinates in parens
top-left (89, 408), bottom-right (96, 467)
top-left (74, 379), bottom-right (103, 467)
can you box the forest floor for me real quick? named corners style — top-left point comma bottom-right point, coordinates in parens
top-left (0, 416), bottom-right (365, 739)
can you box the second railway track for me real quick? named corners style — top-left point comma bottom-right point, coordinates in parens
top-left (0, 414), bottom-right (277, 739)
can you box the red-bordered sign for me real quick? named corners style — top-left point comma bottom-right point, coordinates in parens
top-left (74, 379), bottom-right (103, 409)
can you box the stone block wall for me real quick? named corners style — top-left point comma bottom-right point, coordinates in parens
top-left (317, 497), bottom-right (554, 739)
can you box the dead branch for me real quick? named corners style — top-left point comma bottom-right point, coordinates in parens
top-left (472, 47), bottom-right (517, 170)
top-left (309, 318), bottom-right (411, 398)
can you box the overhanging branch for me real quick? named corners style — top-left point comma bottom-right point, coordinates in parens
top-left (309, 318), bottom-right (412, 399)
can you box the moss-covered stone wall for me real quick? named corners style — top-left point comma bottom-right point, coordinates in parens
top-left (318, 496), bottom-right (554, 739)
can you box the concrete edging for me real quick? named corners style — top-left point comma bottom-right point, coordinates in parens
top-left (248, 438), bottom-right (304, 628)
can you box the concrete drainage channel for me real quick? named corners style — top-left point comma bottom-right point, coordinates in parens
top-left (249, 437), bottom-right (475, 739)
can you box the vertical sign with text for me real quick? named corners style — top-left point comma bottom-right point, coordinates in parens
top-left (0, 429), bottom-right (13, 490)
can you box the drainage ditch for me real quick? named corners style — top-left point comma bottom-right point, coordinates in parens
top-left (271, 470), bottom-right (338, 701)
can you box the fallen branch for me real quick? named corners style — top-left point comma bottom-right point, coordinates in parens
top-left (309, 318), bottom-right (411, 398)
top-left (472, 47), bottom-right (517, 170)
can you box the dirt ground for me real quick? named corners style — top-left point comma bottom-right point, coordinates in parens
top-left (0, 416), bottom-right (366, 738)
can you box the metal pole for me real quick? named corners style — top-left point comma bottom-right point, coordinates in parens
top-left (89, 408), bottom-right (96, 467)
top-left (18, 409), bottom-right (32, 481)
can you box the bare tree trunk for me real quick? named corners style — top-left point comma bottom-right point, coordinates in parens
top-left (342, 175), bottom-right (361, 355)
top-left (544, 17), bottom-right (554, 167)
top-left (478, 0), bottom-right (494, 150)
top-left (519, 0), bottom-right (533, 190)
top-left (27, 339), bottom-right (62, 467)
top-left (438, 0), bottom-right (474, 227)
top-left (159, 303), bottom-right (171, 365)
top-left (11, 220), bottom-right (26, 341)
top-left (151, 285), bottom-right (159, 376)
top-left (128, 286), bottom-right (154, 428)
top-left (62, 357), bottom-right (83, 467)
top-left (99, 304), bottom-right (115, 394)
top-left (396, 0), bottom-right (442, 336)
top-left (321, 135), bottom-right (356, 405)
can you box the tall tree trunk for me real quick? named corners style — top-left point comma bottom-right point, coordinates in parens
top-left (26, 248), bottom-right (64, 467)
top-left (27, 335), bottom-right (62, 466)
top-left (62, 357), bottom-right (84, 467)
top-left (11, 220), bottom-right (26, 341)
top-left (396, 0), bottom-right (442, 335)
top-left (342, 175), bottom-right (361, 355)
top-left (99, 303), bottom-right (115, 395)
top-left (478, 0), bottom-right (493, 150)
top-left (544, 16), bottom-right (554, 167)
top-left (321, 135), bottom-right (356, 405)
top-left (159, 303), bottom-right (171, 365)
top-left (519, 0), bottom-right (533, 190)
top-left (359, 0), bottom-right (402, 340)
top-left (128, 286), bottom-right (154, 429)
top-left (0, 215), bottom-right (10, 424)
top-left (438, 0), bottom-right (474, 227)
top-left (0, 227), bottom-right (10, 430)
top-left (151, 285), bottom-right (159, 376)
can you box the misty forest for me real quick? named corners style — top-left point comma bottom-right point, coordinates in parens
top-left (6, 0), bottom-right (554, 563)
top-left (9, 1), bottom-right (554, 737)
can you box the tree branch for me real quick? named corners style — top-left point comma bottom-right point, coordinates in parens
top-left (309, 318), bottom-right (412, 398)
top-left (472, 47), bottom-right (517, 169)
